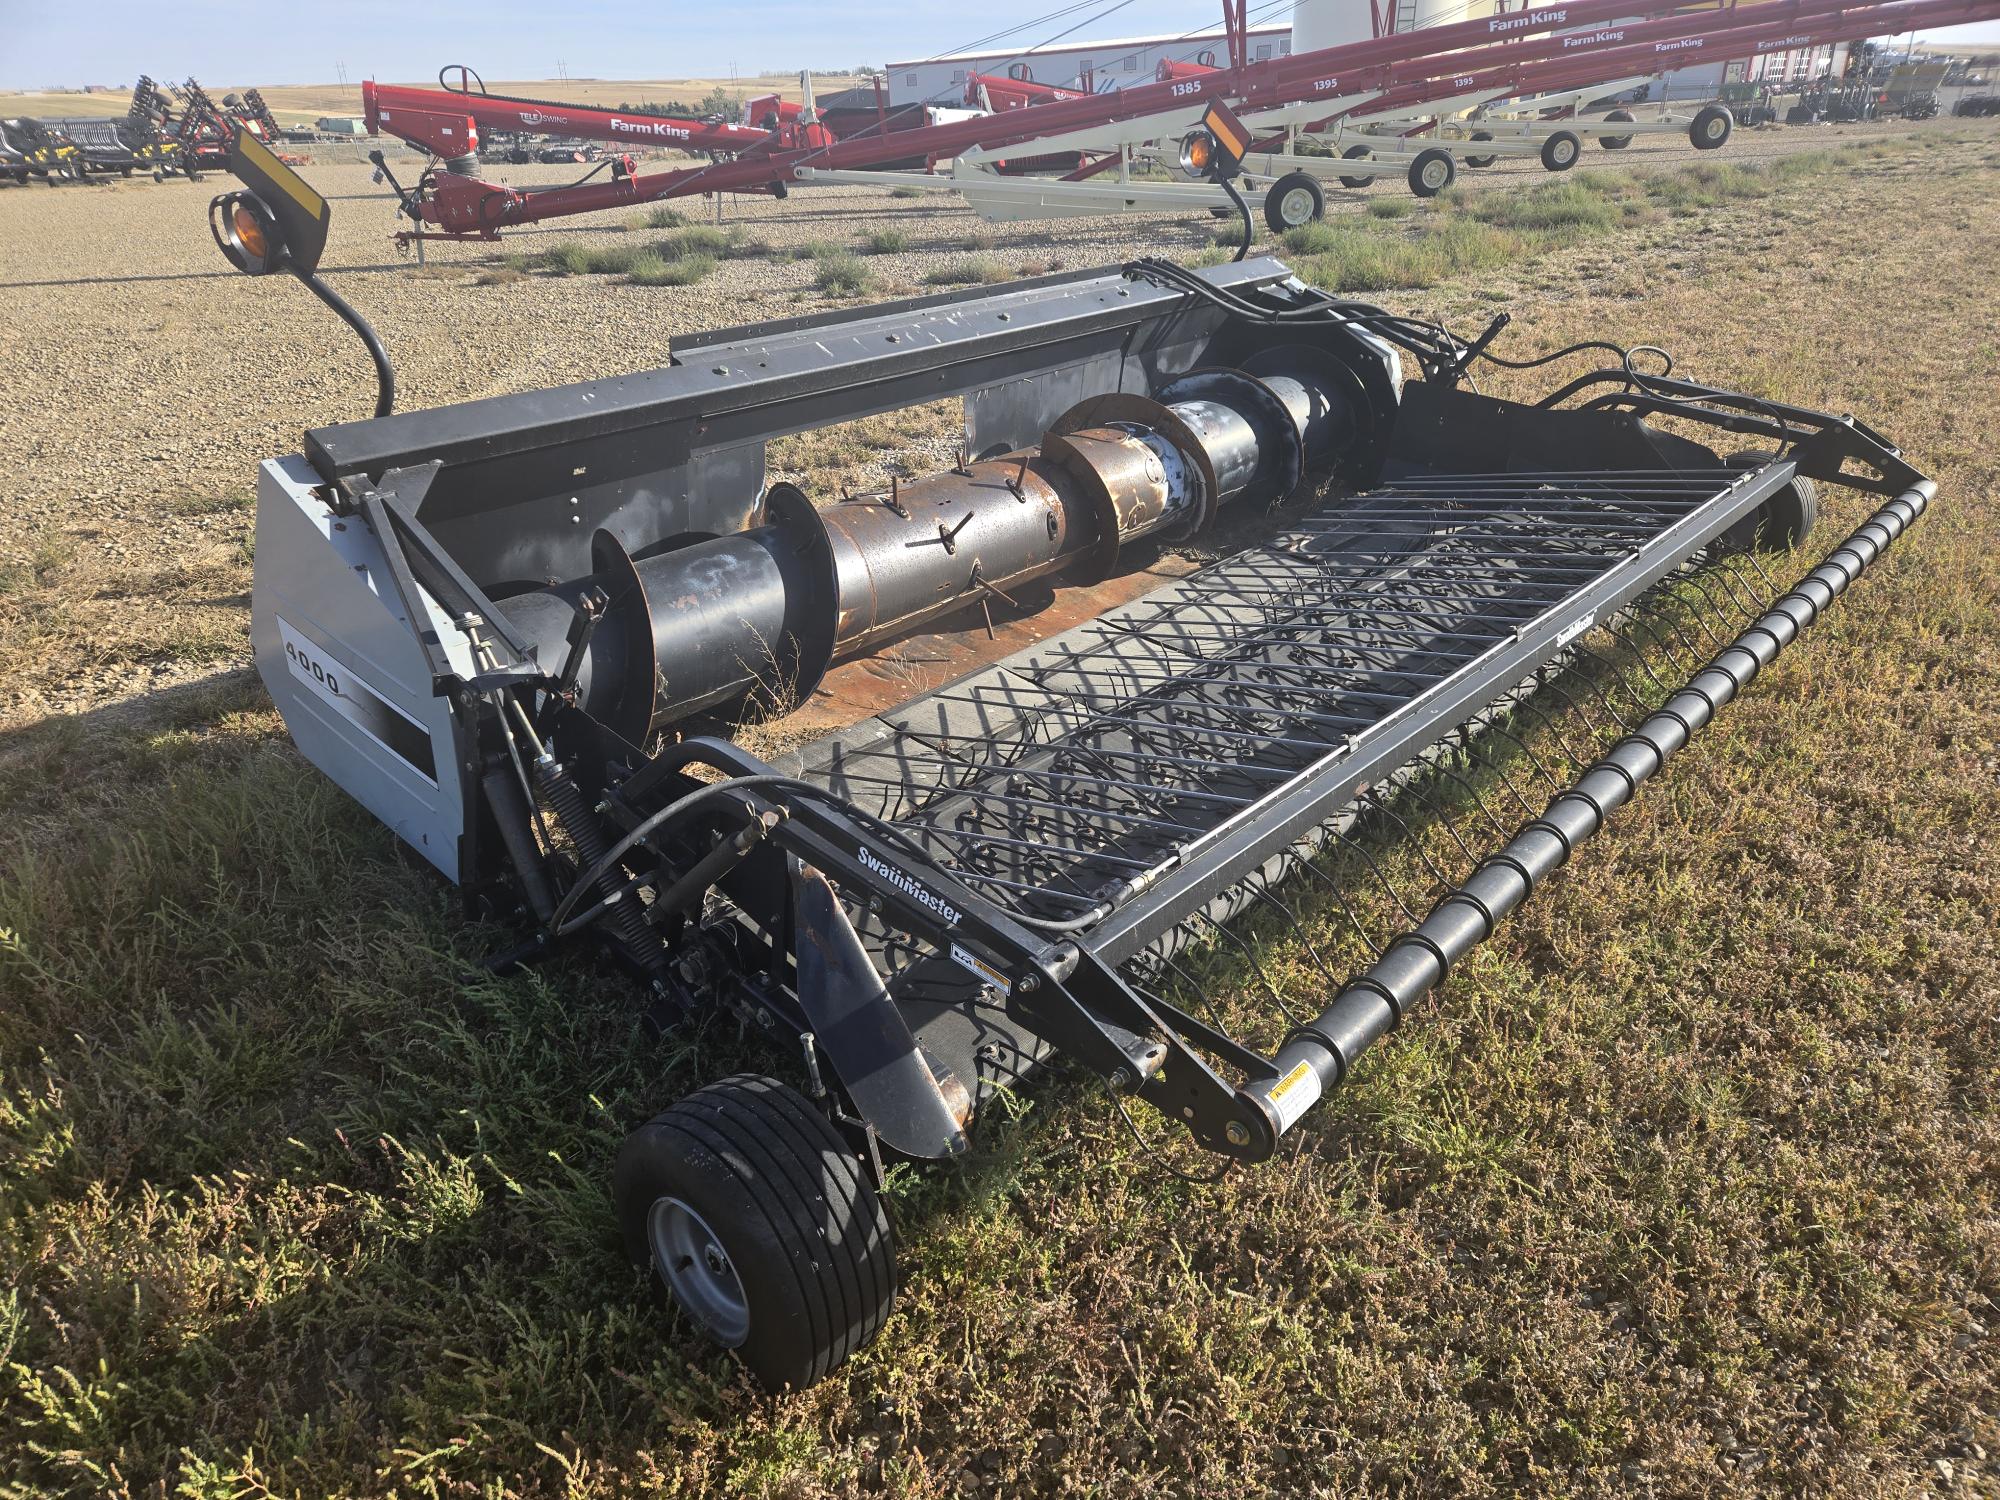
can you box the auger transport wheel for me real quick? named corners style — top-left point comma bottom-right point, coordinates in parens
top-left (614, 1074), bottom-right (897, 1391)
top-left (1264, 170), bottom-right (1326, 232)
top-left (1464, 130), bottom-right (1497, 168)
top-left (1407, 148), bottom-right (1456, 197)
top-left (1338, 143), bottom-right (1375, 188)
top-left (1540, 130), bottom-right (1582, 171)
top-left (1599, 109), bottom-right (1635, 149)
top-left (1690, 104), bottom-right (1734, 150)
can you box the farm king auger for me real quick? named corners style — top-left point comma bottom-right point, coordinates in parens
top-left (216, 113), bottom-right (1940, 1389)
top-left (366, 0), bottom-right (2000, 244)
top-left (361, 65), bottom-right (825, 227)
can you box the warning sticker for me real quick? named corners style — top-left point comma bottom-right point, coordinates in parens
top-left (949, 943), bottom-right (1013, 996)
top-left (1266, 1059), bottom-right (1323, 1132)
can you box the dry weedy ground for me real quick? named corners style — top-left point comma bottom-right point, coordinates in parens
top-left (0, 125), bottom-right (1997, 1497)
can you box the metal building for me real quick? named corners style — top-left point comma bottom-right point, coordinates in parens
top-left (885, 24), bottom-right (1295, 105)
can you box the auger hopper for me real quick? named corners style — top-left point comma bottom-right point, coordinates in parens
top-left (252, 257), bottom-right (1929, 1390)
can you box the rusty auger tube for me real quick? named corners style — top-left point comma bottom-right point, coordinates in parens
top-left (1248, 479), bottom-right (1936, 1138)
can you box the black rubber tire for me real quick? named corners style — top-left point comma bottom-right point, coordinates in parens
top-left (614, 1074), bottom-right (896, 1392)
top-left (1464, 130), bottom-right (1497, 169)
top-left (1263, 169), bottom-right (1325, 232)
top-left (1338, 143), bottom-right (1374, 189)
top-left (1407, 147), bottom-right (1455, 197)
top-left (1690, 104), bottom-right (1734, 150)
top-left (1539, 130), bottom-right (1582, 172)
top-left (1599, 109), bottom-right (1635, 150)
top-left (1718, 449), bottom-right (1820, 552)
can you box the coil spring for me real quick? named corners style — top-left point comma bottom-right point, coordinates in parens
top-left (537, 759), bottom-right (665, 976)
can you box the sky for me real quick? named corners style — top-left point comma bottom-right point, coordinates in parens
top-left (3, 0), bottom-right (1997, 90)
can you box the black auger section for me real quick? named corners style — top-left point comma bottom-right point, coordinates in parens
top-left (1254, 480), bottom-right (1933, 1131)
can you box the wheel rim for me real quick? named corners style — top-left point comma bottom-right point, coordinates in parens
top-left (1704, 117), bottom-right (1726, 142)
top-left (1555, 140), bottom-right (1576, 165)
top-left (1422, 160), bottom-right (1449, 191)
top-left (649, 1197), bottom-right (750, 1347)
top-left (1280, 186), bottom-right (1315, 225)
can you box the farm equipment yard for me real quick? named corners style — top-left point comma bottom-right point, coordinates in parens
top-left (2, 92), bottom-right (1999, 1500)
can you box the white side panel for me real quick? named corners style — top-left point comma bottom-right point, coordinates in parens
top-left (250, 455), bottom-right (473, 881)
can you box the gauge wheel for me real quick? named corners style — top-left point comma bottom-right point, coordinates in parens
top-left (614, 1074), bottom-right (897, 1391)
top-left (1716, 450), bottom-right (1821, 552)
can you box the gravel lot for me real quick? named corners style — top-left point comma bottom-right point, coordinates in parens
top-left (0, 116), bottom-right (1934, 726)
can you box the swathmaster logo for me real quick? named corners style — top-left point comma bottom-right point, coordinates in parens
top-left (858, 846), bottom-right (962, 927)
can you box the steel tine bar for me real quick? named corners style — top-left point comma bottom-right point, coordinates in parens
top-left (1121, 595), bottom-right (1565, 649)
top-left (1222, 542), bottom-right (1647, 579)
top-left (1040, 736), bottom-right (1254, 820)
top-left (1060, 708), bottom-right (1341, 758)
top-left (1506, 669), bottom-right (1595, 773)
top-left (1474, 713), bottom-right (1567, 799)
top-left (1304, 500), bottom-right (1699, 528)
top-left (1190, 909), bottom-right (1302, 1026)
top-left (1622, 590), bottom-right (1705, 678)
top-left (1599, 617), bottom-right (1678, 701)
top-left (824, 773), bottom-right (1208, 843)
top-left (1701, 552), bottom-right (1766, 622)
top-left (1356, 787), bottom-right (1464, 899)
top-left (1569, 638), bottom-right (1664, 721)
top-left (1289, 843), bottom-right (1386, 957)
top-left (1635, 578), bottom-right (1715, 664)
top-left (1391, 773), bottom-right (1492, 880)
top-left (1681, 566), bottom-right (1753, 639)
top-left (1246, 871), bottom-right (1344, 992)
top-left (1723, 548), bottom-right (1780, 611)
top-left (1447, 723), bottom-right (1542, 824)
top-left (1439, 725), bottom-right (1539, 827)
top-left (904, 823), bottom-right (1154, 872)
top-left (845, 753), bottom-right (1256, 809)
top-left (1537, 662), bottom-right (1615, 741)
top-left (1740, 546), bottom-right (1784, 597)
top-left (945, 867), bottom-right (1103, 908)
top-left (1656, 572), bottom-right (1730, 655)
top-left (1327, 824), bottom-right (1427, 929)
top-left (1553, 644), bottom-right (1636, 732)
top-left (1158, 946), bottom-right (1241, 1042)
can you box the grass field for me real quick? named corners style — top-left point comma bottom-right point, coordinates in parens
top-left (3, 131), bottom-right (1999, 1497)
